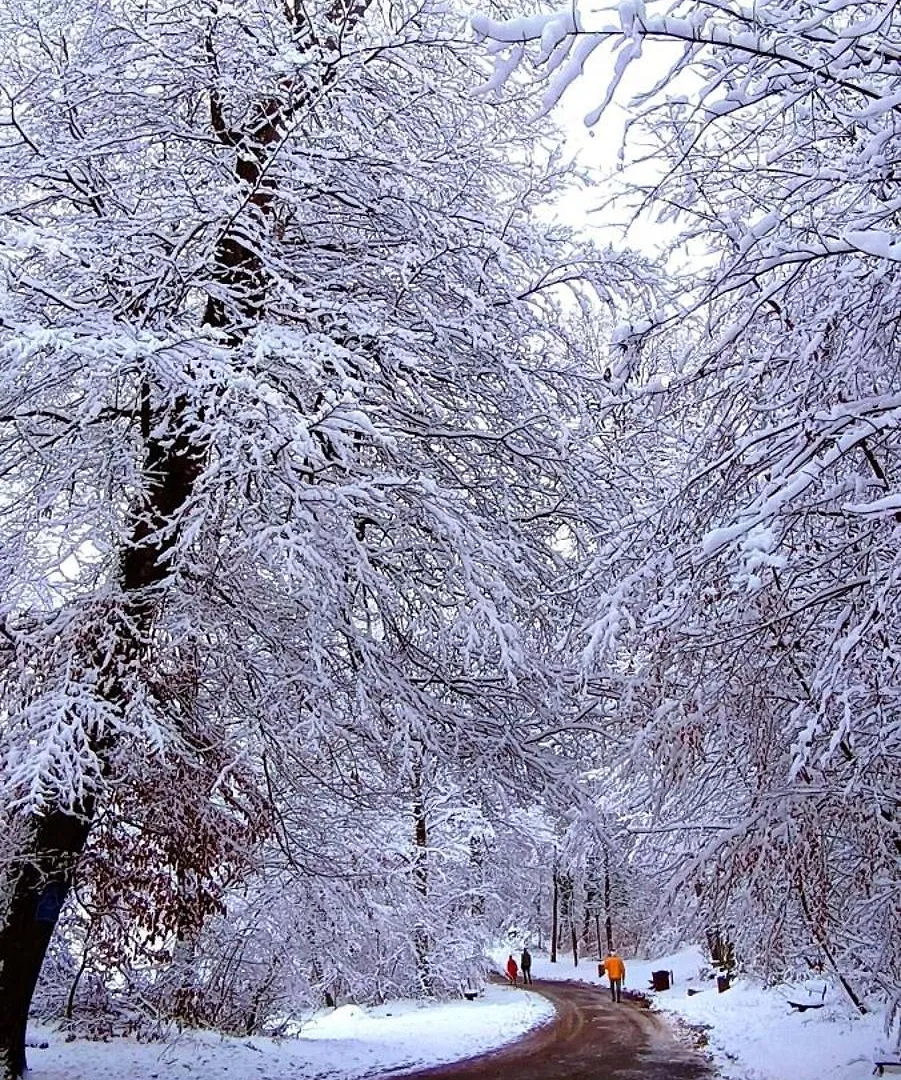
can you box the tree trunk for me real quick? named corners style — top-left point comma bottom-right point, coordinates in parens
top-left (603, 847), bottom-right (614, 953)
top-left (0, 812), bottom-right (92, 1078)
top-left (0, 445), bottom-right (204, 1077)
top-left (65, 918), bottom-right (95, 1021)
top-left (411, 755), bottom-right (431, 994)
top-left (797, 877), bottom-right (866, 1014)
top-left (550, 862), bottom-right (558, 964)
top-left (557, 872), bottom-right (574, 962)
top-left (0, 156), bottom-right (243, 1080)
top-left (469, 836), bottom-right (485, 917)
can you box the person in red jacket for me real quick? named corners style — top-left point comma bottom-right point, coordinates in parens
top-left (603, 950), bottom-right (626, 1002)
top-left (506, 954), bottom-right (519, 984)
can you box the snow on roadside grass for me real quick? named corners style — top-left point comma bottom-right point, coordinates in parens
top-left (515, 944), bottom-right (894, 1080)
top-left (25, 985), bottom-right (554, 1080)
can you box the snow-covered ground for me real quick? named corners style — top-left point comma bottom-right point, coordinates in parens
top-left (25, 986), bottom-right (554, 1080)
top-left (519, 945), bottom-right (896, 1080)
top-left (26, 946), bottom-right (898, 1079)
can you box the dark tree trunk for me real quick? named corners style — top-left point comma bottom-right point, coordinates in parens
top-left (550, 863), bottom-right (559, 964)
top-left (796, 878), bottom-right (866, 1015)
top-left (0, 412), bottom-right (205, 1078)
top-left (411, 755), bottom-right (431, 994)
top-left (0, 812), bottom-right (92, 1078)
top-left (603, 849), bottom-right (614, 953)
top-left (0, 393), bottom-right (206, 1078)
top-left (469, 836), bottom-right (485, 917)
top-left (310, 959), bottom-right (335, 1008)
top-left (558, 873), bottom-right (576, 966)
top-left (0, 104), bottom-right (253, 1080)
top-left (706, 928), bottom-right (735, 972)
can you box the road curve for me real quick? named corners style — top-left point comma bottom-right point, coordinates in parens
top-left (383, 980), bottom-right (710, 1080)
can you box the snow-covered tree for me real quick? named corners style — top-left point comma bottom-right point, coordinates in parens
top-left (474, 0), bottom-right (901, 1017)
top-left (0, 0), bottom-right (648, 1072)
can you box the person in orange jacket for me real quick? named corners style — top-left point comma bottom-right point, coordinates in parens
top-left (603, 950), bottom-right (626, 1002)
top-left (506, 954), bottom-right (519, 984)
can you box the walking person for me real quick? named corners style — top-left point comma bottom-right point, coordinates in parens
top-left (603, 949), bottom-right (626, 1002)
top-left (506, 953), bottom-right (519, 985)
top-left (520, 947), bottom-right (533, 984)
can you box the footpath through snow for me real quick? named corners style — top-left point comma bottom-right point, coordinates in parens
top-left (519, 945), bottom-right (895, 1080)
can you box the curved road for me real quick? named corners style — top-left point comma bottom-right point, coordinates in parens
top-left (384, 981), bottom-right (710, 1080)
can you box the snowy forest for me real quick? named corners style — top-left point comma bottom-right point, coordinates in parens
top-left (0, 0), bottom-right (898, 1076)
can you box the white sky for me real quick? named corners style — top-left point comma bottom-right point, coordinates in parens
top-left (546, 41), bottom-right (693, 257)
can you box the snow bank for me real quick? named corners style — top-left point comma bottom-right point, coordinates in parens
top-left (25, 985), bottom-right (554, 1080)
top-left (628, 949), bottom-right (893, 1080)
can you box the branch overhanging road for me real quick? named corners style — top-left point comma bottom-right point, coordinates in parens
top-left (381, 980), bottom-right (711, 1080)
